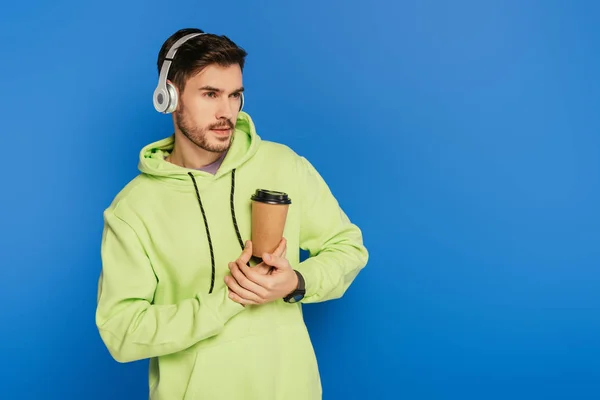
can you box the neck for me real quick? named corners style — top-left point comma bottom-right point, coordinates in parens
top-left (167, 131), bottom-right (224, 169)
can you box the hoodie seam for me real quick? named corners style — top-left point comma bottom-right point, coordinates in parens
top-left (107, 176), bottom-right (151, 212)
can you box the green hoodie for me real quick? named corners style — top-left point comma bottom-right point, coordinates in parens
top-left (96, 111), bottom-right (369, 399)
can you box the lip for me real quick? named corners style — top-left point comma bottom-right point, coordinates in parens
top-left (211, 128), bottom-right (231, 135)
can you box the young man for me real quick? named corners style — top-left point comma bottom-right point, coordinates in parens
top-left (96, 28), bottom-right (368, 399)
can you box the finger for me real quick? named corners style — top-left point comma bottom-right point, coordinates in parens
top-left (237, 241), bottom-right (253, 265)
top-left (225, 274), bottom-right (262, 305)
top-left (280, 242), bottom-right (287, 259)
top-left (228, 289), bottom-right (258, 306)
top-left (229, 262), bottom-right (268, 298)
top-left (251, 262), bottom-right (274, 276)
top-left (261, 253), bottom-right (290, 270)
top-left (233, 257), bottom-right (273, 287)
top-left (236, 255), bottom-right (255, 273)
top-left (272, 238), bottom-right (287, 258)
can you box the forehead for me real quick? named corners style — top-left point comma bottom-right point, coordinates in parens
top-left (186, 64), bottom-right (243, 89)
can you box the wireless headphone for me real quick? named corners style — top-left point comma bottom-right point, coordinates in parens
top-left (153, 32), bottom-right (245, 114)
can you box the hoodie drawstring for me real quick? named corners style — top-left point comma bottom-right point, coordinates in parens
top-left (188, 170), bottom-right (245, 294)
top-left (229, 169), bottom-right (246, 251)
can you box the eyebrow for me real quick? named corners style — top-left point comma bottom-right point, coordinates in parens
top-left (199, 85), bottom-right (245, 93)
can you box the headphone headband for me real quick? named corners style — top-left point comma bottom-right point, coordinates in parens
top-left (153, 33), bottom-right (204, 113)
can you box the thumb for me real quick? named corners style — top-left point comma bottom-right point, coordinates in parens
top-left (262, 253), bottom-right (289, 270)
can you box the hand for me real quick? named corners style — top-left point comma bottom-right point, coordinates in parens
top-left (250, 238), bottom-right (287, 276)
top-left (225, 239), bottom-right (298, 306)
top-left (228, 238), bottom-right (287, 275)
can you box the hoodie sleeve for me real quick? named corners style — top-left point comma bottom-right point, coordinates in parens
top-left (95, 208), bottom-right (245, 363)
top-left (295, 156), bottom-right (369, 303)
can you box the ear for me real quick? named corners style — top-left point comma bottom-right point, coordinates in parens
top-left (164, 80), bottom-right (179, 114)
top-left (166, 79), bottom-right (179, 93)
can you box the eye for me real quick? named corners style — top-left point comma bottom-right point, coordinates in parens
top-left (204, 92), bottom-right (217, 98)
top-left (231, 92), bottom-right (242, 99)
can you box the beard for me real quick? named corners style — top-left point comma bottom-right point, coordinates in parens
top-left (175, 103), bottom-right (235, 153)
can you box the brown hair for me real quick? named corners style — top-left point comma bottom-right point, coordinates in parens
top-left (156, 28), bottom-right (247, 92)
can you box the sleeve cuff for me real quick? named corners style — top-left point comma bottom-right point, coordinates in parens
top-left (214, 288), bottom-right (246, 322)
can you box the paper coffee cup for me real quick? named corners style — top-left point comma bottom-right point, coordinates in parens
top-left (250, 189), bottom-right (291, 258)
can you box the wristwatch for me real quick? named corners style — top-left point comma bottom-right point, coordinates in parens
top-left (283, 270), bottom-right (306, 303)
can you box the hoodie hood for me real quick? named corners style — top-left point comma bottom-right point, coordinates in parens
top-left (138, 111), bottom-right (261, 184)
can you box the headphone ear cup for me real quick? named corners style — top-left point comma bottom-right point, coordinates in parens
top-left (239, 92), bottom-right (244, 112)
top-left (165, 82), bottom-right (178, 114)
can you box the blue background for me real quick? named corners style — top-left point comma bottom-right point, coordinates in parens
top-left (1, 0), bottom-right (599, 399)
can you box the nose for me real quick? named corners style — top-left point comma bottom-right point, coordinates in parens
top-left (215, 97), bottom-right (234, 121)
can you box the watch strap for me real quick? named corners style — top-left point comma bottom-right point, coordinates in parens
top-left (284, 270), bottom-right (306, 303)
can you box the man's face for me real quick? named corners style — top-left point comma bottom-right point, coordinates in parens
top-left (173, 64), bottom-right (244, 153)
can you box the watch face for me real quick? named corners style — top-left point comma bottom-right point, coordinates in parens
top-left (291, 293), bottom-right (304, 303)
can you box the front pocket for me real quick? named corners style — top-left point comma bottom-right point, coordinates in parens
top-left (182, 322), bottom-right (322, 400)
top-left (182, 352), bottom-right (200, 400)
